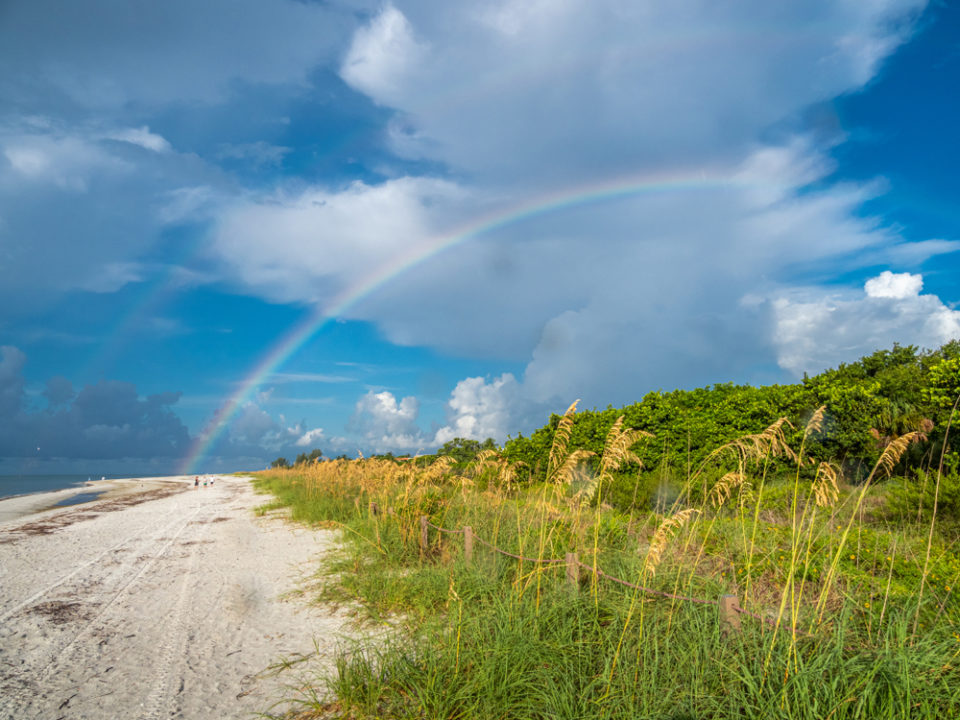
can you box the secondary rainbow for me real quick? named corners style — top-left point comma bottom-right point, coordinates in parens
top-left (178, 170), bottom-right (741, 472)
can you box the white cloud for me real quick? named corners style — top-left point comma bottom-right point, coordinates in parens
top-left (1, 131), bottom-right (126, 190)
top-left (340, 1), bottom-right (926, 185)
top-left (104, 126), bottom-right (171, 153)
top-left (340, 5), bottom-right (427, 106)
top-left (210, 176), bottom-right (464, 304)
top-left (434, 373), bottom-right (521, 445)
top-left (208, 2), bottom-right (943, 392)
top-left (772, 272), bottom-right (960, 376)
top-left (295, 427), bottom-right (327, 447)
top-left (0, 119), bottom-right (219, 306)
top-left (864, 270), bottom-right (923, 299)
top-left (348, 390), bottom-right (425, 452)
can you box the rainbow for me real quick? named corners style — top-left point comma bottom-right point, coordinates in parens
top-left (178, 169), bottom-right (743, 472)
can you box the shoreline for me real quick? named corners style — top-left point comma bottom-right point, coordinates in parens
top-left (0, 475), bottom-right (195, 524)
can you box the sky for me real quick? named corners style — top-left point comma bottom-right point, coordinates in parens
top-left (0, 0), bottom-right (958, 475)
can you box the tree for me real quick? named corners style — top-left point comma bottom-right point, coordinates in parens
top-left (294, 448), bottom-right (323, 465)
top-left (924, 356), bottom-right (960, 410)
top-left (437, 437), bottom-right (499, 465)
top-left (270, 457), bottom-right (290, 469)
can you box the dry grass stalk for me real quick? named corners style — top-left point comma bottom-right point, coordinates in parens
top-left (708, 472), bottom-right (748, 508)
top-left (645, 508), bottom-right (699, 576)
top-left (877, 431), bottom-right (922, 478)
top-left (498, 459), bottom-right (528, 487)
top-left (812, 462), bottom-right (839, 508)
top-left (557, 449), bottom-right (596, 489)
top-left (805, 405), bottom-right (826, 437)
top-left (598, 416), bottom-right (650, 478)
top-left (699, 417), bottom-right (797, 474)
top-left (470, 449), bottom-right (501, 477)
top-left (548, 400), bottom-right (580, 480)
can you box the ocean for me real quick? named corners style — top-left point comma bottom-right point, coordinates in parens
top-left (0, 474), bottom-right (128, 501)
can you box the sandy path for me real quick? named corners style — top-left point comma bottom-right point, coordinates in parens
top-left (0, 476), bottom-right (353, 719)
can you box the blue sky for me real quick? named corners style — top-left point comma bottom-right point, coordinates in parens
top-left (1, 0), bottom-right (958, 475)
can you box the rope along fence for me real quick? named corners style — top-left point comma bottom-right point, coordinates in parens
top-left (396, 511), bottom-right (776, 635)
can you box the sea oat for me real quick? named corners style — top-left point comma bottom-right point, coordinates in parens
top-left (805, 405), bottom-right (826, 438)
top-left (548, 400), bottom-right (580, 480)
top-left (645, 508), bottom-right (700, 576)
top-left (877, 431), bottom-right (921, 478)
top-left (812, 462), bottom-right (840, 508)
top-left (557, 449), bottom-right (596, 489)
top-left (708, 472), bottom-right (748, 508)
top-left (598, 416), bottom-right (650, 478)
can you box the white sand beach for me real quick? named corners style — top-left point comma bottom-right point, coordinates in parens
top-left (0, 475), bottom-right (353, 719)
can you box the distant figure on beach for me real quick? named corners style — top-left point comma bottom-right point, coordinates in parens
top-left (194, 476), bottom-right (199, 488)
top-left (203, 479), bottom-right (207, 487)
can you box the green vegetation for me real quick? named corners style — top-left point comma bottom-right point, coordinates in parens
top-left (504, 342), bottom-right (959, 489)
top-left (253, 343), bottom-right (960, 719)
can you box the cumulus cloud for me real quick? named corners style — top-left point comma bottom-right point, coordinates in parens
top-left (0, 119), bottom-right (222, 308)
top-left (434, 374), bottom-right (521, 445)
top-left (1, 130), bottom-right (125, 190)
top-left (0, 357), bottom-right (192, 461)
top-left (295, 427), bottom-right (327, 448)
top-left (347, 390), bottom-right (425, 452)
top-left (340, 5), bottom-right (427, 106)
top-left (340, 0), bottom-right (926, 185)
top-left (211, 177), bottom-right (464, 304)
top-left (0, 346), bottom-right (343, 468)
top-left (1, 0), bottom-right (953, 464)
top-left (864, 270), bottom-right (925, 299)
top-left (0, 0), bottom-right (351, 310)
top-left (772, 272), bottom-right (960, 376)
top-left (204, 1), bottom-right (949, 407)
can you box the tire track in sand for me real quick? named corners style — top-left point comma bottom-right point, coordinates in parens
top-left (0, 507), bottom-right (181, 625)
top-left (0, 490), bottom-right (211, 716)
top-left (137, 508), bottom-right (216, 720)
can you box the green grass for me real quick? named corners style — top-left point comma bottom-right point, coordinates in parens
top-left (251, 442), bottom-right (960, 719)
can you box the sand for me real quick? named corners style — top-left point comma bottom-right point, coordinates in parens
top-left (0, 475), bottom-right (357, 719)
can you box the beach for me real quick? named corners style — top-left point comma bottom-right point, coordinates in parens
top-left (0, 475), bottom-right (353, 719)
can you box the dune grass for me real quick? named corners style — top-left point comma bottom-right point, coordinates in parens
top-left (253, 408), bottom-right (960, 719)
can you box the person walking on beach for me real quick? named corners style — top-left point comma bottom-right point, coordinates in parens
top-left (194, 476), bottom-right (199, 489)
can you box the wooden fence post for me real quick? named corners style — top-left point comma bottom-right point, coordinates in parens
top-left (566, 552), bottom-right (579, 590)
top-left (463, 526), bottom-right (473, 565)
top-left (420, 515), bottom-right (429, 555)
top-left (719, 594), bottom-right (742, 635)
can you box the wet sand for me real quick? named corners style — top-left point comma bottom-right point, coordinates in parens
top-left (0, 475), bottom-right (355, 719)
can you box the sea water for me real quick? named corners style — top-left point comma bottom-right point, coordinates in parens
top-left (0, 474), bottom-right (127, 501)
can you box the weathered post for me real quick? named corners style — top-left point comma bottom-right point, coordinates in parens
top-left (566, 552), bottom-right (579, 590)
top-left (719, 594), bottom-right (742, 635)
top-left (463, 526), bottom-right (473, 565)
top-left (420, 515), bottom-right (429, 555)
